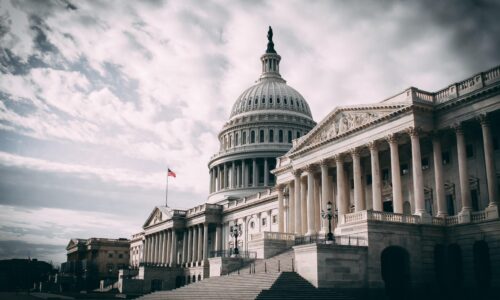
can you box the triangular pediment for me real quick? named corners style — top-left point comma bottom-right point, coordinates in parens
top-left (66, 238), bottom-right (85, 250)
top-left (290, 104), bottom-right (410, 155)
top-left (143, 206), bottom-right (173, 228)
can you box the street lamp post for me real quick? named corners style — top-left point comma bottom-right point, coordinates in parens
top-left (321, 201), bottom-right (334, 243)
top-left (229, 222), bottom-right (242, 255)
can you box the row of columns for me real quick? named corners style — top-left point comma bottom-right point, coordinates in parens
top-left (277, 116), bottom-right (498, 235)
top-left (143, 229), bottom-right (178, 266)
top-left (209, 158), bottom-right (272, 193)
top-left (143, 223), bottom-right (224, 266)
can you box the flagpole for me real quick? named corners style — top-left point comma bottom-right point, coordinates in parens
top-left (166, 167), bottom-right (169, 207)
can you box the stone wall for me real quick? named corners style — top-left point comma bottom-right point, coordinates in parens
top-left (293, 243), bottom-right (368, 288)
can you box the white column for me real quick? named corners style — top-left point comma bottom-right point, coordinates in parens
top-left (221, 164), bottom-right (226, 189)
top-left (152, 233), bottom-right (157, 264)
top-left (479, 114), bottom-right (499, 208)
top-left (288, 181), bottom-right (295, 234)
top-left (314, 174), bottom-right (321, 232)
top-left (159, 231), bottom-right (165, 265)
top-left (293, 170), bottom-right (302, 235)
top-left (277, 184), bottom-right (285, 232)
top-left (387, 134), bottom-right (403, 214)
top-left (455, 123), bottom-right (472, 213)
top-left (182, 229), bottom-right (188, 264)
top-left (369, 142), bottom-right (383, 212)
top-left (203, 223), bottom-right (209, 260)
top-left (209, 169), bottom-right (213, 193)
top-left (409, 127), bottom-right (427, 217)
top-left (165, 230), bottom-right (171, 265)
top-left (301, 177), bottom-right (308, 234)
top-left (432, 133), bottom-right (447, 216)
top-left (144, 236), bottom-right (150, 263)
top-left (197, 224), bottom-right (203, 262)
top-left (192, 226), bottom-right (198, 263)
top-left (215, 224), bottom-right (222, 252)
top-left (232, 161), bottom-right (236, 188)
top-left (264, 158), bottom-right (269, 186)
top-left (253, 159), bottom-right (258, 187)
top-left (320, 160), bottom-right (330, 234)
top-left (306, 166), bottom-right (316, 236)
top-left (335, 155), bottom-right (349, 215)
top-left (351, 148), bottom-right (365, 211)
top-left (242, 160), bottom-right (248, 187)
top-left (187, 227), bottom-right (192, 264)
top-left (170, 230), bottom-right (177, 266)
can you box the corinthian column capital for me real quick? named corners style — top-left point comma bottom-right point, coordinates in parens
top-left (386, 133), bottom-right (399, 144)
top-left (406, 126), bottom-right (421, 137)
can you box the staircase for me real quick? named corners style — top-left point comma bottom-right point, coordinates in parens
top-left (136, 249), bottom-right (358, 300)
top-left (230, 249), bottom-right (295, 275)
top-left (136, 272), bottom-right (281, 300)
top-left (136, 272), bottom-right (356, 300)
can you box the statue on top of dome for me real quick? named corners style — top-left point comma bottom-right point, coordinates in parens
top-left (266, 26), bottom-right (277, 54)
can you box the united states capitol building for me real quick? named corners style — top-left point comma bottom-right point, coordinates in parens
top-left (121, 28), bottom-right (500, 299)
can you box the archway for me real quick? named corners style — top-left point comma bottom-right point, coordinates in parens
top-left (381, 246), bottom-right (411, 300)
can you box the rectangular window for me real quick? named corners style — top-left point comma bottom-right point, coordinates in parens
top-left (272, 215), bottom-right (277, 224)
top-left (262, 218), bottom-right (267, 226)
top-left (259, 130), bottom-right (265, 143)
top-left (108, 253), bottom-right (113, 258)
top-left (466, 144), bottom-right (474, 158)
top-left (118, 253), bottom-right (123, 259)
top-left (442, 151), bottom-right (450, 165)
top-left (269, 129), bottom-right (274, 142)
top-left (235, 133), bottom-right (239, 146)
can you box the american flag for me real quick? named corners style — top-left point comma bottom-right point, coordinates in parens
top-left (167, 168), bottom-right (176, 178)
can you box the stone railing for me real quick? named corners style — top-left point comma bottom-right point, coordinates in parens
top-left (341, 209), bottom-right (498, 226)
top-left (186, 203), bottom-right (222, 217)
top-left (342, 210), bottom-right (421, 225)
top-left (250, 231), bottom-right (296, 241)
top-left (381, 65), bottom-right (500, 105)
top-left (445, 215), bottom-right (459, 225)
top-left (471, 210), bottom-right (487, 223)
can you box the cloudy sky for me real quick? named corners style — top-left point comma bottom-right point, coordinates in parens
top-left (0, 0), bottom-right (499, 265)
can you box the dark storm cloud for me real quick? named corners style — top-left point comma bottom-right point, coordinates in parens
top-left (417, 0), bottom-right (500, 72)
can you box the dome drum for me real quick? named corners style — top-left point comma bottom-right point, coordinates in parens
top-left (208, 27), bottom-right (316, 204)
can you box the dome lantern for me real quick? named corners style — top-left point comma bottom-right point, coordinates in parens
top-left (259, 26), bottom-right (284, 82)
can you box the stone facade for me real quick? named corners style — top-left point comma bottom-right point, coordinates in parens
top-left (61, 237), bottom-right (130, 291)
top-left (125, 29), bottom-right (500, 297)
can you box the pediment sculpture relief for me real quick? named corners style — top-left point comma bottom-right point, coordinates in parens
top-left (309, 110), bottom-right (391, 145)
top-left (153, 210), bottom-right (162, 224)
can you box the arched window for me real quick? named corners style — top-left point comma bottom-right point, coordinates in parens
top-left (291, 99), bottom-right (294, 105)
top-left (269, 129), bottom-right (274, 142)
top-left (269, 97), bottom-right (273, 104)
top-left (277, 97), bottom-right (280, 104)
top-left (278, 130), bottom-right (283, 143)
top-left (228, 135), bottom-right (232, 148)
top-left (259, 129), bottom-right (264, 143)
top-left (247, 100), bottom-right (251, 106)
top-left (235, 133), bottom-right (239, 146)
top-left (242, 132), bottom-right (247, 145)
top-left (284, 98), bottom-right (287, 105)
top-left (261, 97), bottom-right (265, 104)
top-left (288, 130), bottom-right (292, 143)
top-left (296, 131), bottom-right (300, 139)
top-left (254, 98), bottom-right (257, 105)
top-left (250, 130), bottom-right (255, 143)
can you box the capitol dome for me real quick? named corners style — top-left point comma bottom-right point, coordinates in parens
top-left (207, 27), bottom-right (316, 204)
top-left (229, 79), bottom-right (313, 119)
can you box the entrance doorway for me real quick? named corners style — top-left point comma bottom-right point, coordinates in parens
top-left (381, 246), bottom-right (411, 300)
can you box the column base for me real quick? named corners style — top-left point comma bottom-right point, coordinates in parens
top-left (458, 209), bottom-right (472, 224)
top-left (305, 230), bottom-right (317, 236)
top-left (485, 205), bottom-right (499, 219)
top-left (436, 212), bottom-right (448, 218)
top-left (415, 210), bottom-right (432, 224)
